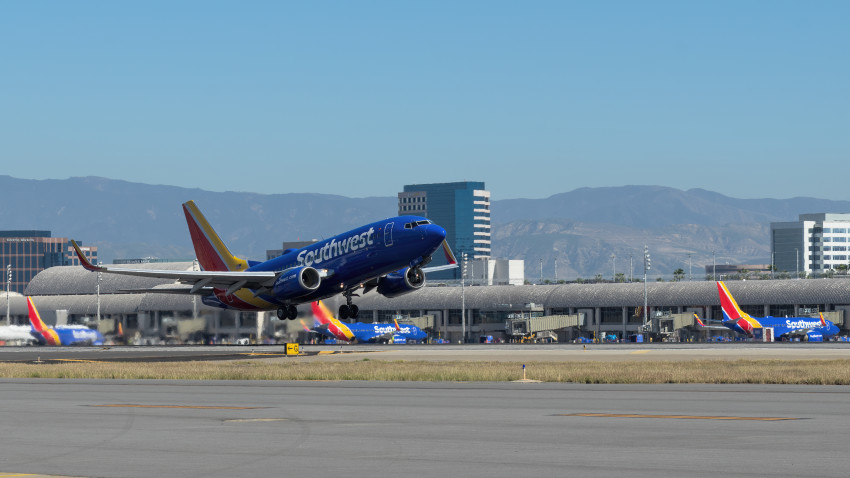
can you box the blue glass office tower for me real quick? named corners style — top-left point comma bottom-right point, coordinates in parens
top-left (399, 182), bottom-right (491, 279)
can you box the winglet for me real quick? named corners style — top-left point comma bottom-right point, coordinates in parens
top-left (693, 313), bottom-right (706, 327)
top-left (71, 240), bottom-right (104, 272)
top-left (441, 240), bottom-right (457, 265)
top-left (394, 318), bottom-right (401, 332)
top-left (820, 312), bottom-right (827, 327)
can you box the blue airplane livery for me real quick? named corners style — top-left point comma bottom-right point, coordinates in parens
top-left (714, 281), bottom-right (839, 341)
top-left (305, 300), bottom-right (427, 343)
top-left (72, 201), bottom-right (457, 321)
top-left (27, 297), bottom-right (105, 346)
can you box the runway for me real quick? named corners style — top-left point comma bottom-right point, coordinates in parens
top-left (2, 342), bottom-right (850, 363)
top-left (1, 379), bottom-right (849, 478)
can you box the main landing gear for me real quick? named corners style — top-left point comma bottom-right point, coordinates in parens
top-left (276, 305), bottom-right (298, 320)
top-left (338, 290), bottom-right (360, 320)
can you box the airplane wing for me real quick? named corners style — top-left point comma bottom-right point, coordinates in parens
top-left (692, 314), bottom-right (730, 330)
top-left (72, 240), bottom-right (280, 295)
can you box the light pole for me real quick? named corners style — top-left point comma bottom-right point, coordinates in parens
top-left (643, 245), bottom-right (651, 334)
top-left (193, 259), bottom-right (199, 319)
top-left (554, 258), bottom-right (557, 282)
top-left (5, 264), bottom-right (10, 326)
top-left (688, 253), bottom-right (692, 281)
top-left (461, 252), bottom-right (467, 343)
top-left (611, 253), bottom-right (616, 282)
top-left (796, 248), bottom-right (799, 279)
top-left (539, 258), bottom-right (543, 284)
top-left (712, 250), bottom-right (716, 281)
top-left (96, 263), bottom-right (102, 322)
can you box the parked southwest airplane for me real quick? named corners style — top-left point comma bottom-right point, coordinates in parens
top-left (27, 297), bottom-right (105, 346)
top-left (304, 300), bottom-right (427, 343)
top-left (72, 200), bottom-right (457, 320)
top-left (714, 281), bottom-right (839, 341)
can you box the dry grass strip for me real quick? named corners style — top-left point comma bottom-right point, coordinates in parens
top-left (2, 358), bottom-right (850, 384)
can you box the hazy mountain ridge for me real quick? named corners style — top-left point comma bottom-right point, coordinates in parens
top-left (492, 219), bottom-right (770, 280)
top-left (1, 176), bottom-right (845, 278)
top-left (493, 186), bottom-right (850, 228)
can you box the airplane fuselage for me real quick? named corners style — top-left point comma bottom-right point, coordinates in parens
top-left (202, 216), bottom-right (446, 311)
top-left (313, 322), bottom-right (427, 343)
top-left (723, 315), bottom-right (839, 340)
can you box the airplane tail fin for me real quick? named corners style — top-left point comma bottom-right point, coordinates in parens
top-left (394, 318), bottom-right (401, 332)
top-left (693, 313), bottom-right (706, 327)
top-left (27, 297), bottom-right (60, 345)
top-left (182, 200), bottom-right (249, 272)
top-left (27, 297), bottom-right (48, 333)
top-left (299, 319), bottom-right (312, 333)
top-left (820, 312), bottom-right (827, 327)
top-left (311, 301), bottom-right (334, 325)
top-left (717, 281), bottom-right (747, 321)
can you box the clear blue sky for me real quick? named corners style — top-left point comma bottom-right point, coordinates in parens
top-left (2, 1), bottom-right (847, 200)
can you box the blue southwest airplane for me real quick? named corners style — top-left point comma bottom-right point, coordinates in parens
top-left (304, 300), bottom-right (427, 343)
top-left (27, 297), bottom-right (105, 346)
top-left (72, 200), bottom-right (456, 321)
top-left (713, 281), bottom-right (839, 341)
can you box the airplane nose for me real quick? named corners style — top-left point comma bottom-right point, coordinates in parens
top-left (424, 224), bottom-right (447, 243)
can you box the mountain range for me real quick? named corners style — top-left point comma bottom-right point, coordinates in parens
top-left (2, 176), bottom-right (848, 280)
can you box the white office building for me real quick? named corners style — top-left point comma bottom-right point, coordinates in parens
top-left (771, 213), bottom-right (850, 275)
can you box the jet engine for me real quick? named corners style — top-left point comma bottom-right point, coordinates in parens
top-left (272, 266), bottom-right (321, 299)
top-left (376, 267), bottom-right (425, 298)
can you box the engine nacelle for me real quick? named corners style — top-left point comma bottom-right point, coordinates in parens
top-left (272, 266), bottom-right (321, 299)
top-left (805, 332), bottom-right (824, 342)
top-left (377, 267), bottom-right (425, 298)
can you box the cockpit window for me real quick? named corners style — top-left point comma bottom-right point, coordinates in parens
top-left (404, 220), bottom-right (432, 229)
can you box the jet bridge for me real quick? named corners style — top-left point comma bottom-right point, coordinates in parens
top-left (505, 314), bottom-right (584, 341)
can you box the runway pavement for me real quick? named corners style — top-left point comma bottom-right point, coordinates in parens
top-left (2, 342), bottom-right (850, 363)
top-left (1, 379), bottom-right (849, 478)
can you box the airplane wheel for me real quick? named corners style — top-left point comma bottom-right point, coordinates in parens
top-left (287, 305), bottom-right (298, 320)
top-left (276, 308), bottom-right (286, 320)
top-left (350, 304), bottom-right (359, 319)
top-left (339, 305), bottom-right (350, 320)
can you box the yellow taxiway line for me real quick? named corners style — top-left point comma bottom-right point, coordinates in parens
top-left (558, 413), bottom-right (799, 421)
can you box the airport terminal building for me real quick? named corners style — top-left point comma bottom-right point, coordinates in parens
top-left (2, 262), bottom-right (849, 344)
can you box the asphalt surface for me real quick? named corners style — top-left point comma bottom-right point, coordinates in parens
top-left (3, 342), bottom-right (850, 363)
top-left (1, 379), bottom-right (849, 478)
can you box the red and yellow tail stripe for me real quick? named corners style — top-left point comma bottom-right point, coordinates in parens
top-left (693, 313), bottom-right (706, 327)
top-left (311, 301), bottom-right (355, 341)
top-left (27, 297), bottom-right (60, 346)
top-left (441, 240), bottom-right (457, 265)
top-left (182, 200), bottom-right (249, 272)
top-left (716, 281), bottom-right (761, 329)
